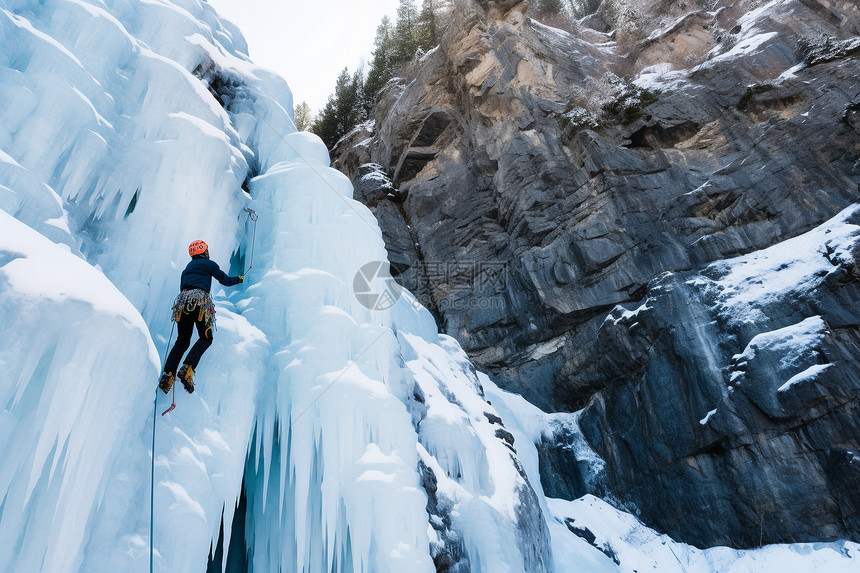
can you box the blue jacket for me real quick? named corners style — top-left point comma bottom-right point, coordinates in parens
top-left (180, 256), bottom-right (241, 293)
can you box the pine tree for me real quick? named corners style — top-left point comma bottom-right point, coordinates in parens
top-left (568, 0), bottom-right (601, 19)
top-left (416, 0), bottom-right (438, 53)
top-left (312, 68), bottom-right (351, 149)
top-left (311, 95), bottom-right (340, 149)
top-left (535, 0), bottom-right (564, 18)
top-left (392, 0), bottom-right (419, 65)
top-left (320, 1), bottom-right (444, 131)
top-left (311, 68), bottom-right (366, 149)
top-left (293, 101), bottom-right (312, 131)
top-left (343, 67), bottom-right (366, 129)
top-left (363, 16), bottom-right (394, 113)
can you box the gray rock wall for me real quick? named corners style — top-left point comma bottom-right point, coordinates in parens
top-left (335, 0), bottom-right (860, 548)
top-left (576, 252), bottom-right (860, 547)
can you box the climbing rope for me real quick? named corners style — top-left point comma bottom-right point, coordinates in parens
top-left (150, 391), bottom-right (157, 573)
top-left (243, 207), bottom-right (259, 274)
top-left (151, 320), bottom-right (176, 573)
top-left (150, 388), bottom-right (157, 573)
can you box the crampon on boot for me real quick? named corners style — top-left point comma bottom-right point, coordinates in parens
top-left (178, 364), bottom-right (195, 393)
top-left (159, 372), bottom-right (175, 394)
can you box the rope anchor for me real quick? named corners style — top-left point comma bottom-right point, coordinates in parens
top-left (243, 207), bottom-right (259, 273)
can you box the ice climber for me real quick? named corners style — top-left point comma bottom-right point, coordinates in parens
top-left (159, 240), bottom-right (243, 394)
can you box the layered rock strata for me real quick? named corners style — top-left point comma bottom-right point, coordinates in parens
top-left (335, 0), bottom-right (860, 548)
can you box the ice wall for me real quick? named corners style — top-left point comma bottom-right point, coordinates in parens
top-left (0, 210), bottom-right (158, 572)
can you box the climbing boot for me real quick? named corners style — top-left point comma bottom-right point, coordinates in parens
top-left (178, 364), bottom-right (195, 394)
top-left (159, 372), bottom-right (175, 394)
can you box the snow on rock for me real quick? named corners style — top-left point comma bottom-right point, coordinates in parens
top-left (700, 409), bottom-right (718, 425)
top-left (690, 205), bottom-right (860, 328)
top-left (550, 495), bottom-right (860, 573)
top-left (777, 363), bottom-right (833, 394)
top-left (485, 378), bottom-right (860, 573)
top-left (399, 332), bottom-right (553, 572)
top-left (687, 206), bottom-right (860, 421)
top-left (731, 316), bottom-right (829, 372)
top-left (603, 300), bottom-right (652, 327)
top-left (696, 0), bottom-right (790, 71)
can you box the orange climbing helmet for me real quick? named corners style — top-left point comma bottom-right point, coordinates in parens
top-left (188, 240), bottom-right (208, 257)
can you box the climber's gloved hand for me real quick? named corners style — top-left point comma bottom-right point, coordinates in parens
top-left (238, 275), bottom-right (244, 283)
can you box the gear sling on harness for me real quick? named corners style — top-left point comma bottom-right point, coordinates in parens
top-left (171, 288), bottom-right (216, 328)
top-left (161, 289), bottom-right (215, 387)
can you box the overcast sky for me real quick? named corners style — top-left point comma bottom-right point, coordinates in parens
top-left (207, 0), bottom-right (400, 113)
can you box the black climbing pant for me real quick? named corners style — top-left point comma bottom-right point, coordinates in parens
top-left (164, 310), bottom-right (213, 374)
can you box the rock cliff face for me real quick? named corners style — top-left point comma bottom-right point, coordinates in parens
top-left (334, 0), bottom-right (860, 549)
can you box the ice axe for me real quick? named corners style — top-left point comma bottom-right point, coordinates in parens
top-left (243, 207), bottom-right (259, 274)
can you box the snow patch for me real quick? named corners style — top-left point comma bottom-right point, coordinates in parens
top-left (700, 409), bottom-right (717, 425)
top-left (778, 363), bottom-right (832, 393)
top-left (690, 206), bottom-right (860, 326)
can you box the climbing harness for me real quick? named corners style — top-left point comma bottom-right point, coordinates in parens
top-left (171, 289), bottom-right (216, 329)
top-left (244, 207), bottom-right (259, 273)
